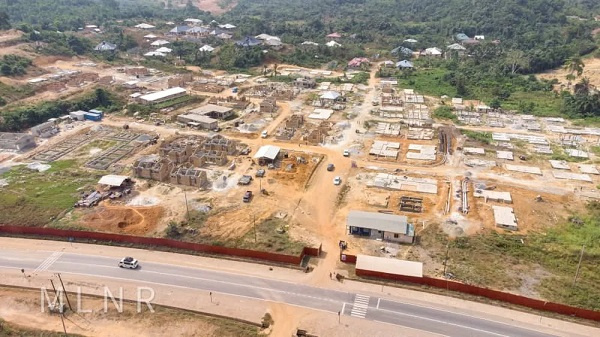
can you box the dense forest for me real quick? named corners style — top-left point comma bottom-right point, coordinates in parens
top-left (0, 0), bottom-right (213, 31)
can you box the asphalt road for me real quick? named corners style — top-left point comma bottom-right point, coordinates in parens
top-left (0, 249), bottom-right (560, 337)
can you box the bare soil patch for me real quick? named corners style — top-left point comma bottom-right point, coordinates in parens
top-left (80, 203), bottom-right (164, 235)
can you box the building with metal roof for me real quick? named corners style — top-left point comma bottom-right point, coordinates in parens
top-left (139, 87), bottom-right (187, 104)
top-left (94, 41), bottom-right (116, 52)
top-left (98, 175), bottom-right (131, 187)
top-left (347, 210), bottom-right (415, 243)
top-left (356, 255), bottom-right (423, 278)
top-left (254, 145), bottom-right (281, 163)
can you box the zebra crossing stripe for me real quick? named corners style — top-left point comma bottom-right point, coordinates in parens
top-left (350, 294), bottom-right (370, 318)
top-left (34, 252), bottom-right (63, 273)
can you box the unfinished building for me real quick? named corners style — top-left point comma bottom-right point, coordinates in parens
top-left (277, 115), bottom-right (304, 140)
top-left (193, 83), bottom-right (226, 93)
top-left (0, 133), bottom-right (36, 151)
top-left (168, 74), bottom-right (194, 88)
top-left (207, 96), bottom-right (249, 110)
top-left (169, 166), bottom-right (208, 188)
top-left (294, 77), bottom-right (316, 89)
top-left (133, 156), bottom-right (174, 181)
top-left (134, 135), bottom-right (238, 187)
top-left (260, 98), bottom-right (277, 113)
top-left (30, 121), bottom-right (59, 138)
top-left (246, 83), bottom-right (299, 101)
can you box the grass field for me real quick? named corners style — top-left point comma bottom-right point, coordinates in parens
top-left (420, 202), bottom-right (600, 310)
top-left (396, 68), bottom-right (457, 98)
top-left (0, 318), bottom-right (85, 337)
top-left (0, 160), bottom-right (100, 226)
top-left (235, 218), bottom-right (306, 255)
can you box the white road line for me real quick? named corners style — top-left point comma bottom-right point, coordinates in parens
top-left (350, 294), bottom-right (370, 318)
top-left (33, 252), bottom-right (63, 273)
top-left (375, 307), bottom-right (509, 337)
top-left (46, 260), bottom-right (345, 304)
top-left (377, 298), bottom-right (381, 309)
top-left (341, 302), bottom-right (346, 315)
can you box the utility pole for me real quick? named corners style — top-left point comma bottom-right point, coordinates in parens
top-left (253, 214), bottom-right (257, 243)
top-left (573, 245), bottom-right (585, 286)
top-left (184, 191), bottom-right (190, 223)
top-left (59, 313), bottom-right (68, 336)
top-left (442, 240), bottom-right (450, 277)
top-left (57, 274), bottom-right (72, 312)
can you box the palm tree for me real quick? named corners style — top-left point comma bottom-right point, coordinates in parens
top-left (564, 56), bottom-right (585, 77)
top-left (574, 77), bottom-right (592, 95)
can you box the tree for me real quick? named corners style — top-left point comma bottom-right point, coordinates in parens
top-left (0, 11), bottom-right (10, 30)
top-left (504, 50), bottom-right (529, 74)
top-left (564, 56), bottom-right (585, 77)
top-left (490, 98), bottom-right (502, 109)
top-left (574, 78), bottom-right (592, 95)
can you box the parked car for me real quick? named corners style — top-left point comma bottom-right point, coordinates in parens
top-left (240, 147), bottom-right (251, 155)
top-left (256, 169), bottom-right (265, 177)
top-left (238, 175), bottom-right (253, 185)
top-left (118, 257), bottom-right (139, 269)
top-left (343, 149), bottom-right (350, 157)
top-left (261, 130), bottom-right (268, 138)
top-left (243, 191), bottom-right (253, 202)
top-left (333, 176), bottom-right (342, 185)
top-left (327, 164), bottom-right (335, 171)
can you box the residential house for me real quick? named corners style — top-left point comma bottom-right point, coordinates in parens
top-left (199, 44), bottom-right (215, 52)
top-left (446, 43), bottom-right (467, 59)
top-left (456, 33), bottom-right (470, 41)
top-left (187, 26), bottom-right (210, 37)
top-left (94, 41), bottom-right (116, 52)
top-left (319, 91), bottom-right (342, 105)
top-left (347, 57), bottom-right (370, 68)
top-left (235, 36), bottom-right (261, 47)
top-left (177, 114), bottom-right (218, 130)
top-left (325, 41), bottom-right (341, 48)
top-left (169, 26), bottom-right (190, 35)
top-left (391, 46), bottom-right (413, 58)
top-left (422, 47), bottom-right (442, 57)
top-left (396, 60), bottom-right (414, 69)
top-left (188, 104), bottom-right (234, 120)
top-left (135, 23), bottom-right (155, 29)
top-left (346, 210), bottom-right (415, 244)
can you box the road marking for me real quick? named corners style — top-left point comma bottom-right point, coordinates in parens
top-left (377, 298), bottom-right (381, 309)
top-left (341, 302), bottom-right (346, 315)
top-left (350, 294), bottom-right (370, 318)
top-left (34, 252), bottom-right (63, 274)
top-left (0, 263), bottom-right (558, 337)
top-left (375, 307), bottom-right (509, 337)
top-left (46, 260), bottom-right (346, 305)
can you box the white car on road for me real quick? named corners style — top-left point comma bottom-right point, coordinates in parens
top-left (333, 176), bottom-right (342, 185)
top-left (118, 257), bottom-right (139, 269)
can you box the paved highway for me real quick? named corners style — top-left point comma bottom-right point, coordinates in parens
top-left (0, 249), bottom-right (562, 337)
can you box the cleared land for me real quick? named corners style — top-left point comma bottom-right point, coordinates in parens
top-left (0, 287), bottom-right (260, 337)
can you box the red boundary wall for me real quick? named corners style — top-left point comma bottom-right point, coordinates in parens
top-left (0, 225), bottom-right (321, 266)
top-left (342, 253), bottom-right (600, 321)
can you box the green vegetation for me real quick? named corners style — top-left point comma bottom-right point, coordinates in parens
top-left (433, 106), bottom-right (458, 122)
top-left (0, 88), bottom-right (122, 131)
top-left (0, 160), bottom-right (100, 226)
top-left (396, 67), bottom-right (458, 98)
top-left (460, 129), bottom-right (492, 144)
top-left (446, 202), bottom-right (600, 310)
top-left (235, 218), bottom-right (306, 255)
top-left (0, 81), bottom-right (35, 106)
top-left (0, 318), bottom-right (85, 337)
top-left (0, 55), bottom-right (32, 76)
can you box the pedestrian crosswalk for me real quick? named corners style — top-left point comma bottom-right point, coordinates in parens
top-left (34, 251), bottom-right (63, 273)
top-left (350, 294), bottom-right (370, 318)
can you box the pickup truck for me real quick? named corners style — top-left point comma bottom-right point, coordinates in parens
top-left (243, 191), bottom-right (253, 202)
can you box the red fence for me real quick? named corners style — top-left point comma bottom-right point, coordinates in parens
top-left (0, 225), bottom-right (321, 266)
top-left (343, 253), bottom-right (600, 321)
